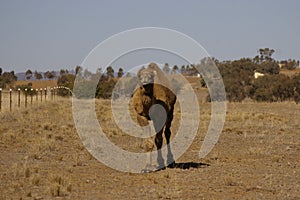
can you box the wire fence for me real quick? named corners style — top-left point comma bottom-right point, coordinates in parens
top-left (0, 86), bottom-right (72, 112)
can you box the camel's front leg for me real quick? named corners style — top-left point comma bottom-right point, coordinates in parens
top-left (137, 115), bottom-right (156, 172)
top-left (165, 111), bottom-right (175, 168)
top-left (154, 128), bottom-right (165, 169)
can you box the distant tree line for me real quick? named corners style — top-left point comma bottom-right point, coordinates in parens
top-left (56, 48), bottom-right (300, 103)
top-left (2, 47), bottom-right (300, 103)
top-left (25, 69), bottom-right (57, 80)
top-left (57, 66), bottom-right (127, 99)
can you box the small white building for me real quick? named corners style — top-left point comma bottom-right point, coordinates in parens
top-left (254, 71), bottom-right (264, 79)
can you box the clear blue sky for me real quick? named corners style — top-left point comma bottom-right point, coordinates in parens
top-left (0, 0), bottom-right (299, 72)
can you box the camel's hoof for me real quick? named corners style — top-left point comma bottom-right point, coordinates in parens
top-left (156, 166), bottom-right (166, 171)
top-left (167, 161), bottom-right (176, 168)
top-left (141, 169), bottom-right (151, 173)
top-left (141, 165), bottom-right (157, 173)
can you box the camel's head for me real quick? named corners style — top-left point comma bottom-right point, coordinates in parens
top-left (137, 67), bottom-right (156, 86)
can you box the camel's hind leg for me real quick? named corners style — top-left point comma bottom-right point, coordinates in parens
top-left (154, 127), bottom-right (165, 169)
top-left (164, 109), bottom-right (175, 168)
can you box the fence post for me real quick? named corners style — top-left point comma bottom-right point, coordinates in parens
top-left (25, 88), bottom-right (28, 108)
top-left (18, 88), bottom-right (21, 108)
top-left (36, 89), bottom-right (38, 101)
top-left (30, 88), bottom-right (33, 106)
top-left (44, 88), bottom-right (47, 101)
top-left (0, 88), bottom-right (2, 111)
top-left (9, 89), bottom-right (12, 111)
top-left (40, 88), bottom-right (43, 102)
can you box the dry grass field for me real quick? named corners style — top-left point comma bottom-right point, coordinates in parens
top-left (0, 90), bottom-right (51, 112)
top-left (280, 68), bottom-right (300, 77)
top-left (13, 80), bottom-right (57, 90)
top-left (0, 95), bottom-right (300, 199)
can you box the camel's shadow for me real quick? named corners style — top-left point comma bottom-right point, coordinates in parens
top-left (141, 162), bottom-right (210, 173)
top-left (170, 162), bottom-right (210, 170)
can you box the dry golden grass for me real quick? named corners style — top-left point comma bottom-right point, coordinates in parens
top-left (14, 79), bottom-right (57, 89)
top-left (280, 68), bottom-right (300, 77)
top-left (0, 96), bottom-right (299, 199)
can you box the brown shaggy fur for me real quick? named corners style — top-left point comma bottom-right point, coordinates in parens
top-left (132, 63), bottom-right (176, 169)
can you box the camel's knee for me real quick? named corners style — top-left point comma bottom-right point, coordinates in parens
top-left (164, 116), bottom-right (173, 142)
top-left (164, 128), bottom-right (171, 144)
top-left (155, 133), bottom-right (163, 149)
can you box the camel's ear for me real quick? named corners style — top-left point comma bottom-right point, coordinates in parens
top-left (137, 70), bottom-right (142, 78)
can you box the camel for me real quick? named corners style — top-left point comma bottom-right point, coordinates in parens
top-left (131, 63), bottom-right (177, 171)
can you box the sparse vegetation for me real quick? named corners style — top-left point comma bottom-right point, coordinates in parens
top-left (0, 90), bottom-right (299, 199)
top-left (50, 174), bottom-right (72, 197)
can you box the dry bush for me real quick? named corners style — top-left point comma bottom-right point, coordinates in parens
top-left (50, 174), bottom-right (72, 197)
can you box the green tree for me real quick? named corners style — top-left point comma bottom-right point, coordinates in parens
top-left (73, 80), bottom-right (97, 99)
top-left (292, 74), bottom-right (300, 103)
top-left (253, 55), bottom-right (260, 64)
top-left (44, 71), bottom-right (56, 79)
top-left (217, 58), bottom-right (257, 102)
top-left (1, 71), bottom-right (17, 88)
top-left (25, 69), bottom-right (32, 80)
top-left (280, 59), bottom-right (299, 70)
top-left (163, 63), bottom-right (170, 74)
top-left (96, 78), bottom-right (116, 99)
top-left (51, 71), bottom-right (56, 79)
top-left (89, 68), bottom-right (103, 81)
top-left (0, 67), bottom-right (2, 76)
top-left (272, 75), bottom-right (294, 101)
top-left (124, 76), bottom-right (138, 96)
top-left (96, 67), bottom-right (102, 74)
top-left (3, 71), bottom-right (17, 81)
top-left (15, 83), bottom-right (37, 95)
top-left (60, 69), bottom-right (66, 76)
top-left (225, 82), bottom-right (247, 102)
top-left (57, 74), bottom-right (75, 96)
top-left (258, 61), bottom-right (280, 75)
top-left (185, 65), bottom-right (190, 74)
top-left (186, 64), bottom-right (198, 76)
top-left (44, 71), bottom-right (50, 79)
top-left (180, 65), bottom-right (186, 74)
top-left (172, 65), bottom-right (178, 74)
top-left (83, 69), bottom-right (92, 79)
top-left (252, 87), bottom-right (273, 102)
top-left (75, 66), bottom-right (83, 75)
top-left (117, 68), bottom-right (124, 78)
top-left (258, 48), bottom-right (275, 63)
top-left (34, 71), bottom-right (43, 80)
top-left (0, 76), bottom-right (4, 88)
top-left (125, 72), bottom-right (131, 77)
top-left (250, 74), bottom-right (294, 102)
top-left (106, 66), bottom-right (114, 79)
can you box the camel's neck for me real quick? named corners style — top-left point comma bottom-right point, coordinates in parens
top-left (142, 83), bottom-right (154, 96)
